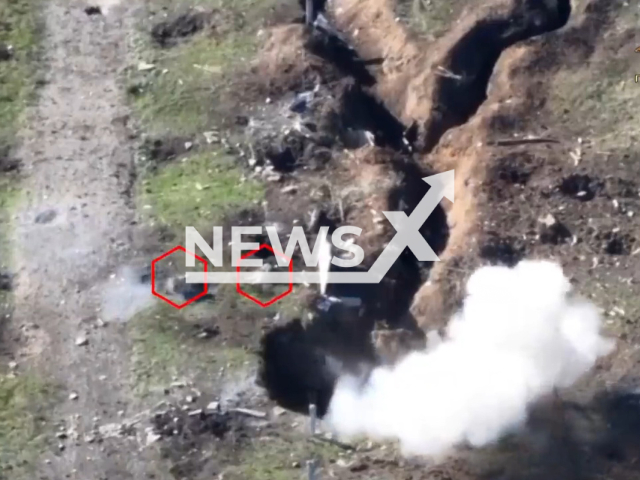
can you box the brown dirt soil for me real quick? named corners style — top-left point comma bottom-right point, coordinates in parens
top-left (321, 0), bottom-right (640, 477)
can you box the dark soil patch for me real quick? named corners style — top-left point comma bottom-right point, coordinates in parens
top-left (304, 24), bottom-right (379, 87)
top-left (258, 156), bottom-right (447, 417)
top-left (338, 83), bottom-right (409, 151)
top-left (422, 0), bottom-right (572, 151)
top-left (151, 11), bottom-right (211, 48)
top-left (539, 219), bottom-right (572, 246)
top-left (142, 137), bottom-right (194, 167)
top-left (258, 310), bottom-right (376, 418)
top-left (599, 231), bottom-right (636, 256)
top-left (84, 6), bottom-right (101, 16)
top-left (0, 272), bottom-right (12, 291)
top-left (0, 156), bottom-right (20, 173)
top-left (152, 405), bottom-right (245, 440)
top-left (479, 233), bottom-right (526, 266)
top-left (151, 404), bottom-right (251, 479)
top-left (490, 152), bottom-right (537, 186)
top-left (559, 173), bottom-right (604, 202)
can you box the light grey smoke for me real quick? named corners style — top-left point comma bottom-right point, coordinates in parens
top-left (325, 260), bottom-right (614, 457)
top-left (100, 266), bottom-right (154, 323)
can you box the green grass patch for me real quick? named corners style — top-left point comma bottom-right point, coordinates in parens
top-left (549, 56), bottom-right (640, 150)
top-left (131, 33), bottom-right (255, 135)
top-left (223, 434), bottom-right (345, 480)
top-left (0, 374), bottom-right (55, 478)
top-left (130, 284), bottom-right (309, 396)
top-left (130, 299), bottom-right (256, 395)
top-left (0, 0), bottom-right (41, 271)
top-left (0, 0), bottom-right (41, 153)
top-left (139, 150), bottom-right (263, 232)
top-left (548, 7), bottom-right (640, 150)
top-left (130, 0), bottom-right (287, 136)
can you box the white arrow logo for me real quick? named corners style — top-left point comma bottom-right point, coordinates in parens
top-left (185, 170), bottom-right (454, 284)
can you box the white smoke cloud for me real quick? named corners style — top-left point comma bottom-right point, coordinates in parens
top-left (325, 260), bottom-right (615, 457)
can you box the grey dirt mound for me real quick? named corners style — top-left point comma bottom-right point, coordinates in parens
top-left (10, 0), bottom-right (164, 478)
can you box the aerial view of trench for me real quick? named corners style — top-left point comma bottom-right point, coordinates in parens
top-left (260, 0), bottom-right (574, 414)
top-left (1, 0), bottom-right (639, 478)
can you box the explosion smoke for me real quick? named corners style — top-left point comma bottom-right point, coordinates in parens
top-left (325, 260), bottom-right (614, 457)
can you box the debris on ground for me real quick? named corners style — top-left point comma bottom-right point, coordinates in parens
top-left (230, 407), bottom-right (267, 418)
top-left (0, 43), bottom-right (13, 61)
top-left (538, 214), bottom-right (572, 245)
top-left (151, 403), bottom-right (243, 439)
top-left (142, 137), bottom-right (194, 166)
top-left (137, 61), bottom-right (156, 72)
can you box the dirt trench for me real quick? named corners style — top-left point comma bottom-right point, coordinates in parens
top-left (10, 0), bottom-right (163, 478)
top-left (256, 0), bottom-right (575, 417)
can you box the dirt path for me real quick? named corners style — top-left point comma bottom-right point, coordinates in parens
top-left (10, 0), bottom-right (160, 478)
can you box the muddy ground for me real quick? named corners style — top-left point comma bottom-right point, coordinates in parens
top-left (1, 0), bottom-right (640, 478)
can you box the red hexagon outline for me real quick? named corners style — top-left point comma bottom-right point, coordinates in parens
top-left (151, 245), bottom-right (209, 309)
top-left (236, 244), bottom-right (293, 308)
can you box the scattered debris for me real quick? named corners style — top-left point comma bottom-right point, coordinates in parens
top-left (434, 65), bottom-right (463, 80)
top-left (272, 406), bottom-right (287, 417)
top-left (289, 87), bottom-right (319, 114)
top-left (487, 136), bottom-right (560, 146)
top-left (98, 420), bottom-right (139, 439)
top-left (145, 427), bottom-right (162, 445)
top-left (137, 62), bottom-right (156, 72)
top-left (152, 404), bottom-right (241, 439)
top-left (203, 131), bottom-right (220, 144)
top-left (309, 434), bottom-right (355, 451)
top-left (0, 43), bottom-right (13, 62)
top-left (230, 407), bottom-right (267, 419)
top-left (194, 325), bottom-right (220, 339)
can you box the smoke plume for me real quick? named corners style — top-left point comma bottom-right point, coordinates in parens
top-left (325, 260), bottom-right (614, 457)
